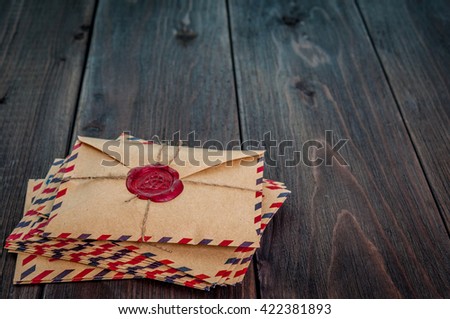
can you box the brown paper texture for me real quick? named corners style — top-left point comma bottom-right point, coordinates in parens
top-left (43, 137), bottom-right (265, 246)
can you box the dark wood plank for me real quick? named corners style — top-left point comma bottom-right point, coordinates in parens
top-left (357, 0), bottom-right (450, 228)
top-left (42, 0), bottom-right (256, 298)
top-left (0, 0), bottom-right (96, 298)
top-left (229, 0), bottom-right (450, 298)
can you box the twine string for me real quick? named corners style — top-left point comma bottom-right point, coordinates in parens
top-left (156, 144), bottom-right (165, 163)
top-left (141, 200), bottom-right (150, 241)
top-left (66, 176), bottom-right (256, 192)
top-left (168, 142), bottom-right (181, 165)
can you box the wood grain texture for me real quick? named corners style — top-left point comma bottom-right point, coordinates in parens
top-left (229, 0), bottom-right (450, 298)
top-left (42, 0), bottom-right (257, 298)
top-left (0, 0), bottom-right (96, 298)
top-left (2, 0), bottom-right (448, 299)
top-left (357, 0), bottom-right (450, 229)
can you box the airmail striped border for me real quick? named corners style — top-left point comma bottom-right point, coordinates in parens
top-left (254, 156), bottom-right (264, 236)
top-left (10, 240), bottom-right (208, 286)
top-left (6, 159), bottom-right (67, 243)
top-left (16, 264), bottom-right (137, 284)
top-left (224, 180), bottom-right (289, 282)
top-left (15, 254), bottom-right (210, 290)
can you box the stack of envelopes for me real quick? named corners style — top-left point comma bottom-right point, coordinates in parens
top-left (5, 134), bottom-right (289, 290)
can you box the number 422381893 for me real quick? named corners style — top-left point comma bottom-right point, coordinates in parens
top-left (259, 303), bottom-right (331, 315)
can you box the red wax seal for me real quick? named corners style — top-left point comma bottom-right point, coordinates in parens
top-left (126, 164), bottom-right (183, 202)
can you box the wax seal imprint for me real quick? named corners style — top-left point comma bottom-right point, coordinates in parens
top-left (126, 164), bottom-right (183, 202)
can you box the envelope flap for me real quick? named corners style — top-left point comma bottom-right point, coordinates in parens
top-left (77, 136), bottom-right (265, 179)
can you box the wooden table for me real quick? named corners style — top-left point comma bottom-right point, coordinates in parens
top-left (1, 0), bottom-right (449, 298)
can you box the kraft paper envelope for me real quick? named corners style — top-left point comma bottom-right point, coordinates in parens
top-left (7, 135), bottom-right (289, 289)
top-left (8, 140), bottom-right (287, 282)
top-left (43, 136), bottom-right (265, 247)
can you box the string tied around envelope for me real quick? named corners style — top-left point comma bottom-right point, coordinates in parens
top-left (64, 140), bottom-right (258, 192)
top-left (63, 140), bottom-right (258, 241)
top-left (141, 200), bottom-right (150, 242)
